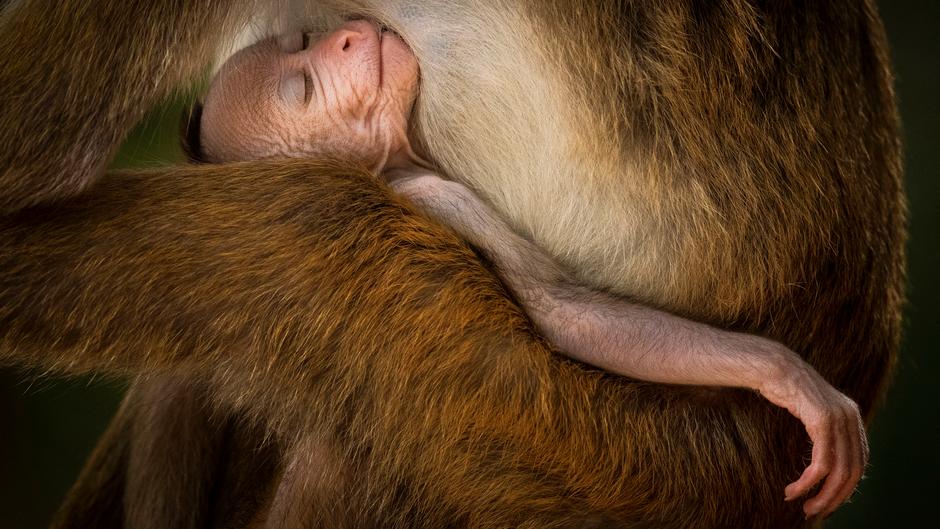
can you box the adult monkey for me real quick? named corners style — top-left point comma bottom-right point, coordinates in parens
top-left (0, 0), bottom-right (904, 528)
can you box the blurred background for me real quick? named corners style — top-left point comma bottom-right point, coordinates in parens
top-left (0, 2), bottom-right (937, 527)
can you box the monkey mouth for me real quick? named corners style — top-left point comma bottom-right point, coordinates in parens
top-left (342, 16), bottom-right (412, 91)
top-left (343, 16), bottom-right (388, 88)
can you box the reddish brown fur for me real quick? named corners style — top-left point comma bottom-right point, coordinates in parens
top-left (124, 377), bottom-right (225, 529)
top-left (0, 0), bottom-right (255, 213)
top-left (0, 0), bottom-right (904, 527)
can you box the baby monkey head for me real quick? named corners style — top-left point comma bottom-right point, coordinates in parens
top-left (198, 19), bottom-right (421, 171)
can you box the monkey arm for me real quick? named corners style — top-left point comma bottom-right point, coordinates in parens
top-left (0, 159), bottom-right (423, 379)
top-left (0, 158), bottom-right (534, 432)
top-left (0, 159), bottom-right (806, 526)
top-left (0, 0), bottom-right (251, 214)
top-left (392, 171), bottom-right (866, 518)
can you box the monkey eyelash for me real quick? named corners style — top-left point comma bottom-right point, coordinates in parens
top-left (303, 69), bottom-right (314, 105)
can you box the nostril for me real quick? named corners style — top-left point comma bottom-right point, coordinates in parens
top-left (342, 38), bottom-right (351, 51)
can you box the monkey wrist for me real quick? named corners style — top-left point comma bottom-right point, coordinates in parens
top-left (745, 340), bottom-right (809, 400)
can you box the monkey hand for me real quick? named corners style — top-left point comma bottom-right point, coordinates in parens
top-left (754, 343), bottom-right (868, 519)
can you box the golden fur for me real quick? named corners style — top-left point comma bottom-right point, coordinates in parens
top-left (0, 0), bottom-right (904, 527)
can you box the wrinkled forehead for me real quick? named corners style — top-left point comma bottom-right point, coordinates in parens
top-left (201, 39), bottom-right (285, 161)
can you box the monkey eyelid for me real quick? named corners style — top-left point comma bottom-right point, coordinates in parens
top-left (303, 68), bottom-right (314, 106)
top-left (277, 70), bottom-right (307, 108)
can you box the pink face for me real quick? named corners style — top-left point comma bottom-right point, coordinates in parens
top-left (201, 20), bottom-right (421, 170)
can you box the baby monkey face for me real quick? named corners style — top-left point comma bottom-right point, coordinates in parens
top-left (201, 19), bottom-right (419, 169)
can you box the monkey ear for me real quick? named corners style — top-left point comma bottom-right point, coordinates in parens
top-left (180, 101), bottom-right (207, 164)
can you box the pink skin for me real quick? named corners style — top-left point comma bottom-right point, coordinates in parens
top-left (199, 21), bottom-right (866, 520)
top-left (201, 19), bottom-right (427, 172)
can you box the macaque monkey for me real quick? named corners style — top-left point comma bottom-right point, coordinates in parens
top-left (150, 18), bottom-right (867, 519)
top-left (0, 1), bottom-right (904, 528)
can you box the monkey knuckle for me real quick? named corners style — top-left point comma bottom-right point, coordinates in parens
top-left (834, 408), bottom-right (852, 427)
top-left (804, 469), bottom-right (822, 485)
top-left (830, 466), bottom-right (849, 485)
top-left (832, 408), bottom-right (850, 427)
top-left (846, 399), bottom-right (862, 419)
top-left (804, 414), bottom-right (823, 434)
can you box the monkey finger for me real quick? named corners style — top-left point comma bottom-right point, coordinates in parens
top-left (820, 420), bottom-right (856, 518)
top-left (784, 424), bottom-right (832, 501)
top-left (802, 414), bottom-right (849, 517)
top-left (820, 407), bottom-right (867, 518)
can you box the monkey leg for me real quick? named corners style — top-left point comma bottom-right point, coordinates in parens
top-left (46, 377), bottom-right (224, 529)
top-left (260, 434), bottom-right (352, 529)
top-left (47, 390), bottom-right (132, 529)
top-left (123, 376), bottom-right (226, 529)
top-left (51, 376), bottom-right (284, 529)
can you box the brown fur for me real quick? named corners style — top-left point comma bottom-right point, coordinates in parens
top-left (0, 0), bottom-right (904, 527)
top-left (123, 376), bottom-right (225, 529)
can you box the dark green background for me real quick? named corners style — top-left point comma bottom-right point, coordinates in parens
top-left (1, 2), bottom-right (937, 527)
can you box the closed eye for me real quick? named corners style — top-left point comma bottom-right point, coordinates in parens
top-left (303, 68), bottom-right (313, 105)
top-left (279, 71), bottom-right (308, 108)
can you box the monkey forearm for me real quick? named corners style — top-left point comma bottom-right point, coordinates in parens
top-left (392, 173), bottom-right (866, 516)
top-left (0, 0), bottom-right (251, 213)
top-left (0, 161), bottom-right (430, 400)
top-left (538, 292), bottom-right (783, 391)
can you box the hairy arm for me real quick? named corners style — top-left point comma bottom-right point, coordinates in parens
top-left (0, 0), bottom-right (251, 213)
top-left (0, 160), bottom-right (808, 526)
